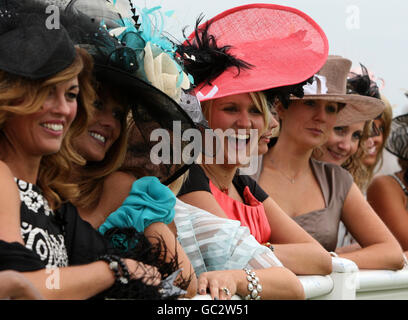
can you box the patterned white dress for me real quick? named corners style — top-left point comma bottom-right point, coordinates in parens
top-left (16, 178), bottom-right (68, 268)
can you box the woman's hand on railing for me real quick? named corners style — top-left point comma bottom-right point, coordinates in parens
top-left (197, 270), bottom-right (238, 300)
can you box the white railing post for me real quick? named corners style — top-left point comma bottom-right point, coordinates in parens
top-left (318, 257), bottom-right (359, 300)
top-left (298, 275), bottom-right (334, 299)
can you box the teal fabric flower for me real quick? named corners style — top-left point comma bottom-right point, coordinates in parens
top-left (99, 176), bottom-right (176, 235)
top-left (109, 5), bottom-right (192, 92)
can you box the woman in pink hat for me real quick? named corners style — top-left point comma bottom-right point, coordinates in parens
top-left (258, 55), bottom-right (404, 270)
top-left (176, 4), bottom-right (334, 284)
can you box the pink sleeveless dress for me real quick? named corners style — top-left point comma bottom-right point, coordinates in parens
top-left (209, 181), bottom-right (271, 243)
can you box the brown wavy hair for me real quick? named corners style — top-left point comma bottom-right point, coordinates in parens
top-left (0, 47), bottom-right (95, 209)
top-left (71, 83), bottom-right (130, 210)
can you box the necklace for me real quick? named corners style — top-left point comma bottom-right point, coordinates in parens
top-left (202, 165), bottom-right (230, 194)
top-left (269, 161), bottom-right (297, 184)
top-left (277, 170), bottom-right (296, 184)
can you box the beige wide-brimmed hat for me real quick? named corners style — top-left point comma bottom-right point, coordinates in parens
top-left (291, 55), bottom-right (385, 126)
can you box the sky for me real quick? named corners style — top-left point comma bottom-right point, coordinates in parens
top-left (140, 0), bottom-right (408, 116)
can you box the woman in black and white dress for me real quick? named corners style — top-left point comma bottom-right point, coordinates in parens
top-left (0, 0), bottom-right (186, 300)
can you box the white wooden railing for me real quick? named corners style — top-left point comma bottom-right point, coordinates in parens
top-left (357, 268), bottom-right (408, 299)
top-left (186, 257), bottom-right (408, 300)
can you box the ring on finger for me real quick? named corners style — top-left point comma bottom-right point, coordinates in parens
top-left (221, 287), bottom-right (231, 296)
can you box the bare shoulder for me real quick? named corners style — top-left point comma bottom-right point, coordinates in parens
top-left (0, 161), bottom-right (23, 243)
top-left (367, 174), bottom-right (401, 194)
top-left (178, 190), bottom-right (213, 205)
top-left (103, 171), bottom-right (136, 193)
top-left (0, 160), bottom-right (18, 193)
top-left (367, 174), bottom-right (406, 209)
top-left (371, 174), bottom-right (397, 186)
top-left (78, 171), bottom-right (138, 228)
top-left (178, 191), bottom-right (229, 218)
top-left (96, 171), bottom-right (137, 216)
top-left (0, 160), bottom-right (14, 179)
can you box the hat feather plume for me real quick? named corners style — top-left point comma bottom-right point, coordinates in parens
top-left (347, 63), bottom-right (380, 98)
top-left (176, 14), bottom-right (253, 88)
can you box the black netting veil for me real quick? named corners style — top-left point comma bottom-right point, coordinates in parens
top-left (385, 113), bottom-right (408, 161)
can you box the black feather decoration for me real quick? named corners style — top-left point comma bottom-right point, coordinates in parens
top-left (94, 227), bottom-right (191, 300)
top-left (264, 76), bottom-right (314, 109)
top-left (177, 14), bottom-right (253, 88)
top-left (347, 63), bottom-right (380, 98)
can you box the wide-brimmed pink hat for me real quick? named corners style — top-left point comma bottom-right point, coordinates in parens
top-left (180, 3), bottom-right (329, 102)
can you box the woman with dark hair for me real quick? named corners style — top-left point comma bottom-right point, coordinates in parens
top-left (57, 0), bottom-right (201, 297)
top-left (362, 97), bottom-right (394, 189)
top-left (367, 113), bottom-right (408, 261)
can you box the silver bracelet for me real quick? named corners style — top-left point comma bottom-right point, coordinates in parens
top-left (243, 268), bottom-right (262, 300)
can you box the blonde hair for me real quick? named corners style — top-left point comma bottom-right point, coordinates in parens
top-left (341, 120), bottom-right (372, 190)
top-left (343, 95), bottom-right (394, 192)
top-left (0, 48), bottom-right (95, 209)
top-left (312, 99), bottom-right (392, 192)
top-left (168, 171), bottom-right (189, 196)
